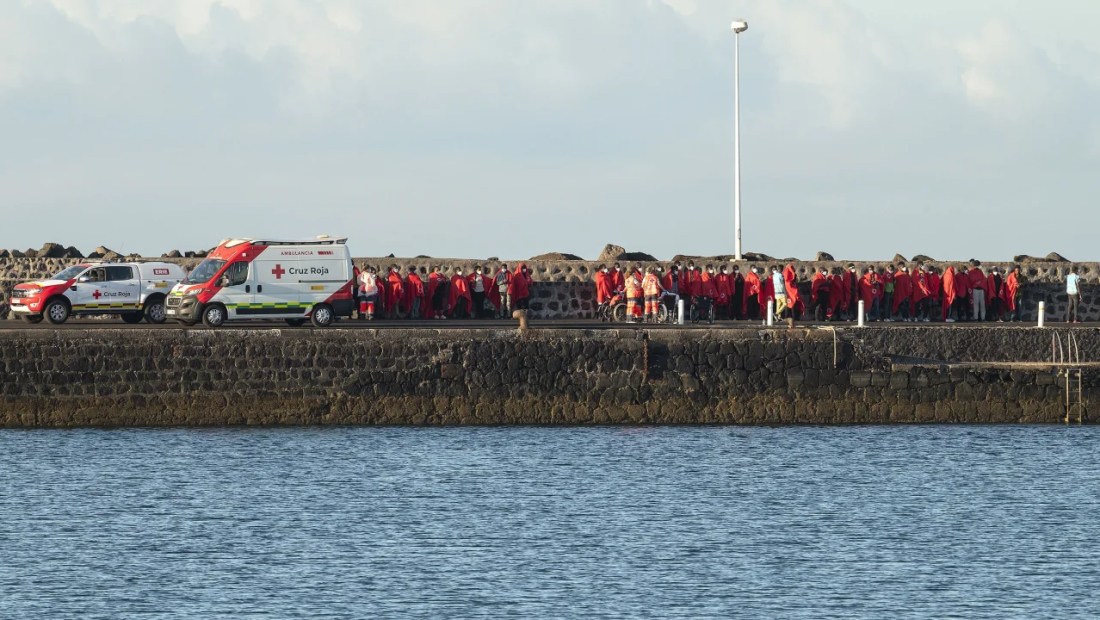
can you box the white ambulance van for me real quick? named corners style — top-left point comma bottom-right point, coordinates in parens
top-left (9, 261), bottom-right (186, 324)
top-left (166, 236), bottom-right (356, 327)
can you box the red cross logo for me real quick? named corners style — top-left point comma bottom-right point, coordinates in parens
top-left (92, 289), bottom-right (102, 300)
top-left (271, 264), bottom-right (285, 279)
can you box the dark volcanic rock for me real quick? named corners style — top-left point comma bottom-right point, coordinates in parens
top-left (1046, 252), bottom-right (1070, 262)
top-left (911, 254), bottom-right (934, 263)
top-left (38, 243), bottom-right (67, 258)
top-left (89, 246), bottom-right (116, 259)
top-left (618, 251), bottom-right (657, 262)
top-left (816, 251), bottom-right (835, 262)
top-left (62, 246), bottom-right (84, 258)
top-left (597, 244), bottom-right (626, 263)
top-left (530, 252), bottom-right (583, 261)
top-left (0, 249), bottom-right (9, 258)
top-left (10, 249), bottom-right (25, 258)
top-left (23, 249), bottom-right (37, 258)
top-left (741, 252), bottom-right (774, 262)
top-left (163, 250), bottom-right (182, 258)
top-left (892, 254), bottom-right (908, 266)
top-left (1013, 254), bottom-right (1034, 263)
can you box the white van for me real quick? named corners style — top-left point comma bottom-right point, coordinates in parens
top-left (166, 237), bottom-right (356, 327)
top-left (9, 261), bottom-right (186, 324)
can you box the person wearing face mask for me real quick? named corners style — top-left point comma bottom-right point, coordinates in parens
top-left (730, 265), bottom-right (745, 320)
top-left (509, 263), bottom-right (532, 311)
top-left (449, 267), bottom-right (472, 319)
top-left (661, 264), bottom-right (679, 296)
top-left (696, 265), bottom-right (717, 324)
top-left (494, 264), bottom-right (512, 319)
top-left (715, 265), bottom-right (733, 320)
top-left (430, 266), bottom-right (449, 319)
top-left (782, 264), bottom-right (803, 320)
top-left (811, 267), bottom-right (830, 321)
top-left (467, 265), bottom-right (488, 319)
top-left (357, 265), bottom-right (379, 320)
top-left (385, 265), bottom-right (404, 319)
top-left (641, 266), bottom-right (664, 323)
top-left (742, 266), bottom-right (761, 321)
top-left (609, 263), bottom-right (625, 293)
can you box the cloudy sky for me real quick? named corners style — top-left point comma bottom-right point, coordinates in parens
top-left (2, 0), bottom-right (1098, 261)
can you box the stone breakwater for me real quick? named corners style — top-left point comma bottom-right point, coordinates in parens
top-left (1, 257), bottom-right (1097, 321)
top-left (0, 326), bottom-right (1094, 428)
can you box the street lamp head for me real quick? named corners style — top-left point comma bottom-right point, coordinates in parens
top-left (731, 20), bottom-right (748, 33)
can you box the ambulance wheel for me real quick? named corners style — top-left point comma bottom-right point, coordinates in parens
top-left (120, 313), bottom-right (143, 324)
top-left (310, 304), bottom-right (334, 327)
top-left (611, 304), bottom-right (627, 323)
top-left (285, 319), bottom-right (306, 327)
top-left (144, 297), bottom-right (167, 324)
top-left (44, 298), bottom-right (70, 325)
top-left (23, 315), bottom-right (43, 324)
top-left (202, 304), bottom-right (227, 328)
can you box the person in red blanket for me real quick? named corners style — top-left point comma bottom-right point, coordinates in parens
top-left (594, 264), bottom-right (614, 319)
top-left (449, 267), bottom-right (472, 318)
top-left (509, 263), bottom-right (532, 311)
top-left (811, 267), bottom-right (831, 321)
top-left (1005, 265), bottom-right (1024, 322)
top-left (858, 268), bottom-right (880, 321)
top-left (760, 268), bottom-right (775, 320)
top-left (742, 266), bottom-right (761, 321)
top-left (715, 265), bottom-right (734, 320)
top-left (782, 264), bottom-right (803, 320)
top-left (695, 266), bottom-right (717, 324)
top-left (384, 265), bottom-right (404, 318)
top-left (892, 266), bottom-right (912, 321)
top-left (609, 263), bottom-right (625, 293)
top-left (967, 262), bottom-right (988, 321)
top-left (911, 267), bottom-right (931, 322)
top-left (843, 264), bottom-right (858, 320)
top-left (467, 265), bottom-right (495, 319)
top-left (953, 266), bottom-right (971, 322)
top-left (986, 266), bottom-right (1005, 322)
top-left (941, 266), bottom-right (957, 322)
top-left (925, 265), bottom-right (941, 321)
top-left (828, 267), bottom-right (846, 321)
top-left (404, 266), bottom-right (424, 319)
top-left (425, 267), bottom-right (443, 319)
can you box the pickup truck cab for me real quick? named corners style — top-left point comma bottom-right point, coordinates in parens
top-left (9, 261), bottom-right (186, 324)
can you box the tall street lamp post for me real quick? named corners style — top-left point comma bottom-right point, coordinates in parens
top-left (731, 19), bottom-right (748, 261)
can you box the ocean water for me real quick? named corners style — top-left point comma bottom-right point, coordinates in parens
top-left (1, 426), bottom-right (1099, 619)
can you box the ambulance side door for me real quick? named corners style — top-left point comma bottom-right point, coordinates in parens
top-left (252, 260), bottom-right (305, 316)
top-left (219, 261), bottom-right (252, 318)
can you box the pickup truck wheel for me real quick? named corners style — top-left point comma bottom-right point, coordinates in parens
top-left (44, 298), bottom-right (70, 325)
top-left (144, 297), bottom-right (167, 324)
top-left (310, 304), bottom-right (334, 327)
top-left (202, 304), bottom-right (227, 328)
top-left (120, 313), bottom-right (143, 324)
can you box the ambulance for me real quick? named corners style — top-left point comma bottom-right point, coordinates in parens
top-left (165, 236), bottom-right (356, 327)
top-left (9, 261), bottom-right (186, 324)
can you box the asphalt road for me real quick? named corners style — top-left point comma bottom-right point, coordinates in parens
top-left (0, 317), bottom-right (1092, 331)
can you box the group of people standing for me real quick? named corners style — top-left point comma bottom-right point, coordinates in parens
top-left (354, 263), bottom-right (533, 320)
top-left (593, 259), bottom-right (1043, 324)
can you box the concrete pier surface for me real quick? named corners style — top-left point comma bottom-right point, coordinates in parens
top-left (0, 325), bottom-right (1095, 428)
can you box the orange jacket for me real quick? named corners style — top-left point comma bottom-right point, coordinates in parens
top-left (642, 273), bottom-right (662, 297)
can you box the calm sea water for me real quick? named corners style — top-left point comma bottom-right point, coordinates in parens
top-left (2, 426), bottom-right (1099, 619)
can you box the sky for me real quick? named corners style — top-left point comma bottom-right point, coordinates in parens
top-left (2, 0), bottom-right (1099, 261)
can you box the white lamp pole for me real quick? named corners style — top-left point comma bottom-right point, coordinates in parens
top-left (731, 19), bottom-right (748, 261)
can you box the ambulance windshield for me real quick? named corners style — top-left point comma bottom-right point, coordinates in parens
top-left (183, 258), bottom-right (226, 284)
top-left (51, 265), bottom-right (86, 281)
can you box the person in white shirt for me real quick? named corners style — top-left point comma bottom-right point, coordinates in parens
top-left (1066, 267), bottom-right (1083, 323)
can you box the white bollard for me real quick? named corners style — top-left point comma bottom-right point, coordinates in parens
top-left (766, 300), bottom-right (775, 326)
top-left (858, 300), bottom-right (866, 327)
top-left (677, 299), bottom-right (685, 326)
top-left (1038, 301), bottom-right (1045, 328)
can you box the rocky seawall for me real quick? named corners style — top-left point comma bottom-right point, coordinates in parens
top-left (0, 326), bottom-right (1094, 428)
top-left (1, 256), bottom-right (1097, 321)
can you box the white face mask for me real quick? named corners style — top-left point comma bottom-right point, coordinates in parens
top-left (476, 270), bottom-right (482, 274)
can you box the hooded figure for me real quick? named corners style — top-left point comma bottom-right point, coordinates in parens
top-left (509, 263), bottom-right (532, 310)
top-left (941, 266), bottom-right (957, 322)
top-left (782, 264), bottom-right (802, 318)
top-left (742, 267), bottom-right (762, 319)
top-left (449, 268), bottom-right (472, 318)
